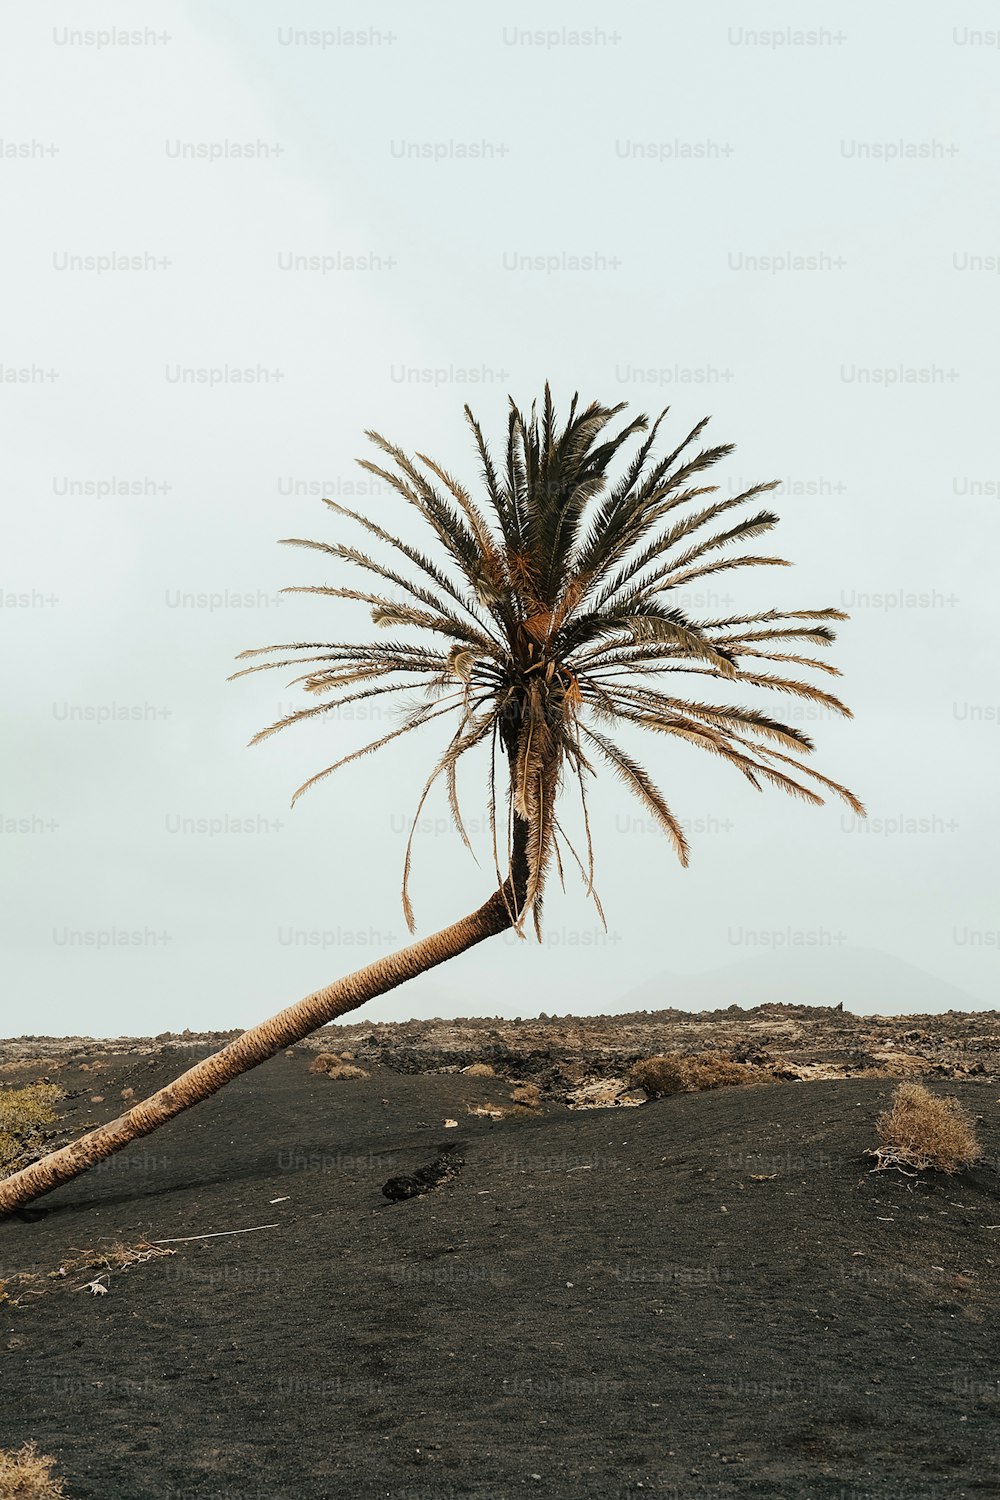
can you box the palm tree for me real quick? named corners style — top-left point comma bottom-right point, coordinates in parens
top-left (0, 386), bottom-right (863, 1216)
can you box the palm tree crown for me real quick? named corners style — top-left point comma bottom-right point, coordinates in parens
top-left (232, 385), bottom-right (864, 935)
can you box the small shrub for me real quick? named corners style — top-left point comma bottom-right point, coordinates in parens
top-left (462, 1063), bottom-right (495, 1078)
top-left (629, 1053), bottom-right (756, 1098)
top-left (870, 1083), bottom-right (981, 1174)
top-left (309, 1052), bottom-right (341, 1074)
top-left (309, 1053), bottom-right (369, 1080)
top-left (0, 1084), bottom-right (64, 1173)
top-left (0, 1442), bottom-right (66, 1498)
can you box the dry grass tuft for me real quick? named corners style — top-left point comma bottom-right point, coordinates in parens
top-left (0, 1441), bottom-right (66, 1498)
top-left (1, 1240), bottom-right (174, 1308)
top-left (64, 1240), bottom-right (175, 1276)
top-left (309, 1053), bottom-right (370, 1080)
top-left (869, 1083), bottom-right (981, 1174)
top-left (509, 1082), bottom-right (542, 1110)
top-left (465, 1082), bottom-right (540, 1121)
top-left (629, 1053), bottom-right (758, 1099)
top-left (0, 1060), bottom-right (61, 1078)
top-left (462, 1063), bottom-right (495, 1078)
top-left (0, 1083), bottom-right (64, 1173)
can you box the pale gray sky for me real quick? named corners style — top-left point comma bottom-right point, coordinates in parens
top-left (2, 3), bottom-right (997, 1035)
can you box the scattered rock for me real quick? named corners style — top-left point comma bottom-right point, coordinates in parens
top-left (566, 1077), bottom-right (646, 1110)
top-left (382, 1151), bottom-right (464, 1202)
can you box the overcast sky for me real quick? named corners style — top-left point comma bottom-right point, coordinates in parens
top-left (2, 3), bottom-right (997, 1036)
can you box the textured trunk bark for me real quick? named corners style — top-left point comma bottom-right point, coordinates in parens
top-left (0, 879), bottom-right (521, 1218)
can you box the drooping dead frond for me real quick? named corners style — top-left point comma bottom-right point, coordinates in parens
top-left (581, 725), bottom-right (691, 866)
top-left (289, 698), bottom-right (464, 807)
top-left (398, 706), bottom-right (495, 931)
top-left (248, 679), bottom-right (423, 746)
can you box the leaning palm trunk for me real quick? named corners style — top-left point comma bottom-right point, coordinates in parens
top-left (0, 880), bottom-right (519, 1218)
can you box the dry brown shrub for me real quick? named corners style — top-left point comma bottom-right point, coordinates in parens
top-left (629, 1053), bottom-right (757, 1098)
top-left (509, 1082), bottom-right (541, 1109)
top-left (0, 1084), bottom-right (64, 1172)
top-left (869, 1083), bottom-right (981, 1174)
top-left (462, 1063), bottom-right (495, 1078)
top-left (0, 1441), bottom-right (66, 1498)
top-left (309, 1053), bottom-right (369, 1080)
top-left (309, 1052), bottom-right (340, 1074)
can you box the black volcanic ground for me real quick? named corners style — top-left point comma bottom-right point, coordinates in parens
top-left (1, 1009), bottom-right (999, 1499)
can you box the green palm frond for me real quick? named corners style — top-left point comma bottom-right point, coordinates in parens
top-left (237, 384), bottom-right (864, 929)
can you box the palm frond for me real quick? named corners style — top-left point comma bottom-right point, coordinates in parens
top-left (620, 708), bottom-right (826, 806)
top-left (279, 585), bottom-right (494, 651)
top-left (658, 553), bottom-right (793, 591)
top-left (592, 483), bottom-right (779, 610)
top-left (718, 646), bottom-right (843, 677)
top-left (463, 403), bottom-right (519, 550)
top-left (280, 536), bottom-right (499, 643)
top-left (606, 686), bottom-right (815, 752)
top-left (322, 497), bottom-right (496, 626)
top-left (581, 725), bottom-right (690, 866)
top-left (399, 706), bottom-right (495, 931)
top-left (699, 607), bottom-right (849, 630)
top-left (289, 697), bottom-right (465, 807)
top-left (249, 679), bottom-right (427, 746)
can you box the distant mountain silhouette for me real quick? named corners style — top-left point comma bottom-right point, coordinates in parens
top-left (618, 945), bottom-right (988, 1016)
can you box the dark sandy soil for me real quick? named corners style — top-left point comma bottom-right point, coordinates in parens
top-left (1, 1017), bottom-right (1000, 1499)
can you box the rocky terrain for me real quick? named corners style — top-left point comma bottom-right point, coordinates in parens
top-left (3, 1001), bottom-right (997, 1111)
